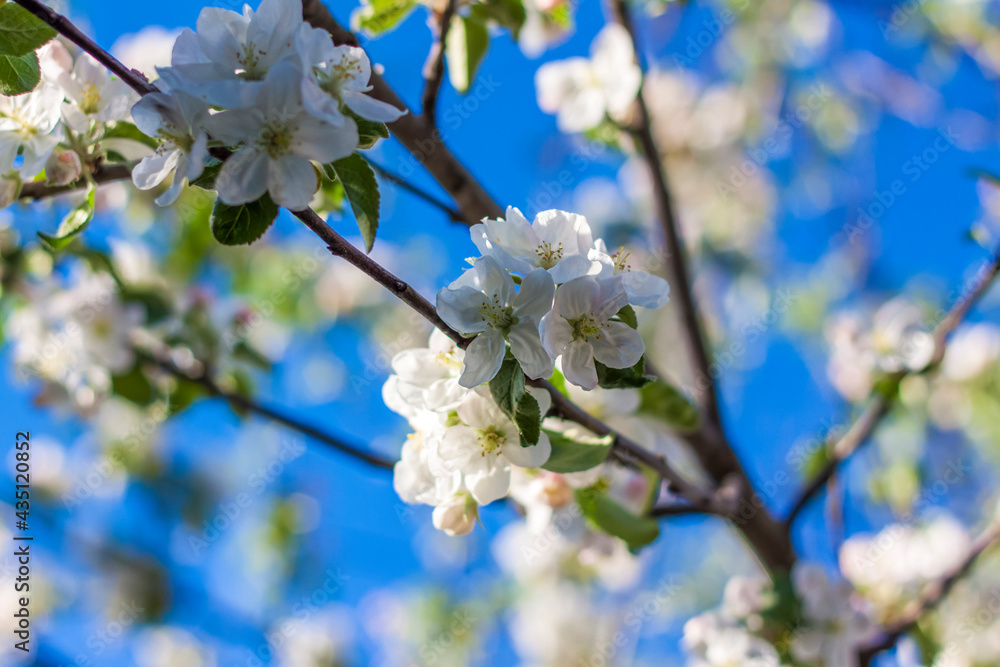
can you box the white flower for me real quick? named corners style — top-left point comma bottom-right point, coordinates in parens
top-left (941, 323), bottom-right (1000, 381)
top-left (588, 238), bottom-right (670, 308)
top-left (206, 61), bottom-right (358, 210)
top-left (44, 149), bottom-right (82, 186)
top-left (157, 0), bottom-right (303, 107)
top-left (58, 53), bottom-right (137, 132)
top-left (535, 24), bottom-right (641, 133)
top-left (392, 418), bottom-right (459, 506)
top-left (296, 26), bottom-right (405, 126)
top-left (430, 388), bottom-right (552, 505)
top-left (130, 91), bottom-right (211, 206)
top-left (386, 329), bottom-right (468, 412)
top-left (721, 576), bottom-right (767, 619)
top-left (0, 84), bottom-right (64, 178)
top-left (437, 256), bottom-right (555, 387)
top-left (539, 275), bottom-right (642, 390)
top-left (471, 206), bottom-right (596, 283)
top-left (431, 492), bottom-right (478, 536)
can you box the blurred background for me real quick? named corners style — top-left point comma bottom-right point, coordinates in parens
top-left (3, 0), bottom-right (1000, 664)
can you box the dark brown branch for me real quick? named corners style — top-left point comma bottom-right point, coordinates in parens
top-left (19, 163), bottom-right (134, 200)
top-left (300, 0), bottom-right (503, 226)
top-left (786, 249), bottom-right (1000, 527)
top-left (135, 344), bottom-right (396, 470)
top-left (858, 520), bottom-right (1000, 665)
top-left (420, 0), bottom-right (459, 126)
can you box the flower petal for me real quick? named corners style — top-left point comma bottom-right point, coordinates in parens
top-left (591, 321), bottom-right (644, 369)
top-left (437, 286), bottom-right (491, 334)
top-left (268, 154), bottom-right (319, 211)
top-left (467, 465), bottom-right (511, 506)
top-left (216, 147), bottom-right (269, 205)
top-left (508, 321), bottom-right (554, 380)
top-left (562, 339), bottom-right (598, 390)
top-left (539, 311), bottom-right (574, 358)
top-left (513, 268), bottom-right (555, 320)
top-left (458, 330), bottom-right (506, 388)
top-left (623, 270), bottom-right (670, 309)
top-left (342, 90), bottom-right (406, 122)
top-left (502, 431), bottom-right (551, 469)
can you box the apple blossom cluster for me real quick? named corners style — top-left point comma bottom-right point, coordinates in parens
top-left (130, 0), bottom-right (404, 210)
top-left (0, 41), bottom-right (137, 207)
top-left (683, 564), bottom-right (877, 667)
top-left (384, 207), bottom-right (669, 536)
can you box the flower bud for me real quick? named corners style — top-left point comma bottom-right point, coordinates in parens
top-left (45, 150), bottom-right (83, 186)
top-left (531, 471), bottom-right (573, 508)
top-left (432, 493), bottom-right (478, 536)
top-left (0, 173), bottom-right (21, 210)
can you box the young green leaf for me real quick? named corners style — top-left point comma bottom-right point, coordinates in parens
top-left (0, 3), bottom-right (56, 56)
top-left (514, 391), bottom-right (541, 446)
top-left (329, 153), bottom-right (380, 253)
top-left (100, 120), bottom-right (160, 150)
top-left (355, 0), bottom-right (417, 35)
top-left (542, 430), bottom-right (613, 473)
top-left (210, 194), bottom-right (280, 246)
top-left (639, 381), bottom-right (700, 432)
top-left (0, 50), bottom-right (40, 96)
top-left (38, 188), bottom-right (95, 250)
top-left (575, 488), bottom-right (660, 551)
top-left (352, 114), bottom-right (390, 150)
top-left (446, 15), bottom-right (489, 93)
top-left (595, 357), bottom-right (650, 389)
top-left (489, 358), bottom-right (525, 416)
top-left (614, 304), bottom-right (638, 329)
top-left (469, 0), bottom-right (526, 38)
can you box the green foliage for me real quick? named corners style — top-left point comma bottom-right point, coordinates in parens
top-left (595, 357), bottom-right (651, 389)
top-left (488, 358), bottom-right (542, 446)
top-left (100, 120), bottom-right (160, 150)
top-left (352, 113), bottom-right (390, 149)
top-left (38, 188), bottom-right (95, 250)
top-left (189, 160), bottom-right (223, 190)
top-left (639, 381), bottom-right (700, 432)
top-left (0, 3), bottom-right (55, 56)
top-left (614, 304), bottom-right (638, 329)
top-left (327, 153), bottom-right (380, 253)
top-left (355, 0), bottom-right (417, 35)
top-left (0, 50), bottom-right (40, 96)
top-left (575, 487), bottom-right (660, 551)
top-left (112, 363), bottom-right (155, 406)
top-left (469, 0), bottom-right (526, 38)
top-left (210, 194), bottom-right (279, 246)
top-left (541, 430), bottom-right (613, 473)
top-left (446, 14), bottom-right (489, 93)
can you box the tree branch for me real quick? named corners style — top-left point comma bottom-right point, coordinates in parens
top-left (785, 249), bottom-right (1000, 527)
top-left (420, 0), bottom-right (459, 126)
top-left (300, 0), bottom-right (503, 226)
top-left (858, 519), bottom-right (1000, 665)
top-left (133, 341), bottom-right (396, 470)
top-left (19, 163), bottom-right (134, 200)
top-left (366, 159), bottom-right (463, 221)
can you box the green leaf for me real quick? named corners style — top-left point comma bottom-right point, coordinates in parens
top-left (514, 391), bottom-right (540, 446)
top-left (210, 194), bottom-right (279, 246)
top-left (489, 358), bottom-right (525, 416)
top-left (355, 0), bottom-right (417, 35)
top-left (38, 188), bottom-right (95, 250)
top-left (112, 364), bottom-right (155, 406)
top-left (0, 50), bottom-right (40, 96)
top-left (575, 488), bottom-right (660, 551)
top-left (100, 120), bottom-right (159, 149)
top-left (189, 160), bottom-right (223, 190)
top-left (595, 357), bottom-right (651, 389)
top-left (542, 430), bottom-right (613, 473)
top-left (352, 113), bottom-right (390, 149)
top-left (639, 381), bottom-right (700, 432)
top-left (329, 153), bottom-right (380, 253)
top-left (446, 14), bottom-right (489, 93)
top-left (469, 0), bottom-right (526, 38)
top-left (614, 304), bottom-right (638, 329)
top-left (0, 3), bottom-right (55, 56)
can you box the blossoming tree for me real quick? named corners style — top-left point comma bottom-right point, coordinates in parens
top-left (2, 0), bottom-right (1000, 664)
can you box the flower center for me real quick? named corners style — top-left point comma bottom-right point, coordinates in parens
top-left (611, 247), bottom-right (632, 274)
top-left (257, 122), bottom-right (293, 158)
top-left (535, 240), bottom-right (564, 269)
top-left (79, 83), bottom-right (102, 115)
top-left (569, 313), bottom-right (606, 342)
top-left (477, 425), bottom-right (507, 456)
top-left (236, 42), bottom-right (267, 80)
top-left (434, 349), bottom-right (462, 370)
top-left (478, 293), bottom-right (516, 332)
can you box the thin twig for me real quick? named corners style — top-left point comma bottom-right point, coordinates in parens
top-left (135, 344), bottom-right (396, 470)
top-left (421, 0), bottom-right (459, 126)
top-left (366, 159), bottom-right (463, 221)
top-left (20, 163), bottom-right (134, 200)
top-left (858, 520), bottom-right (1000, 665)
top-left (786, 249), bottom-right (1000, 527)
top-left (609, 0), bottom-right (720, 427)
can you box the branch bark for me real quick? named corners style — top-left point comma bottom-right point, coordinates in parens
top-left (19, 163), bottom-right (134, 200)
top-left (786, 249), bottom-right (1000, 527)
top-left (420, 0), bottom-right (459, 126)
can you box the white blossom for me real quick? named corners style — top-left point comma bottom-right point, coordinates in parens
top-left (471, 206), bottom-right (596, 283)
top-left (0, 83), bottom-right (64, 178)
top-left (436, 256), bottom-right (555, 387)
top-left (588, 238), bottom-right (670, 309)
top-left (535, 24), bottom-right (641, 133)
top-left (58, 53), bottom-right (136, 132)
top-left (131, 91), bottom-right (211, 205)
top-left (431, 491), bottom-right (479, 536)
top-left (206, 61), bottom-right (358, 209)
top-left (539, 275), bottom-right (643, 390)
top-left (296, 25), bottom-right (405, 126)
top-left (385, 329), bottom-right (468, 413)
